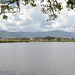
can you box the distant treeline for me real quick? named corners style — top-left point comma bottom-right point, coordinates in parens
top-left (7, 36), bottom-right (75, 42)
top-left (32, 36), bottom-right (75, 42)
top-left (0, 36), bottom-right (75, 42)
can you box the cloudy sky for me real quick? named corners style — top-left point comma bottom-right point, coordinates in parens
top-left (0, 0), bottom-right (75, 32)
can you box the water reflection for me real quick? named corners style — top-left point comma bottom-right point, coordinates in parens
top-left (0, 42), bottom-right (75, 75)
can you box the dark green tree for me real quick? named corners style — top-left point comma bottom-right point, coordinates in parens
top-left (43, 36), bottom-right (56, 41)
top-left (32, 37), bottom-right (43, 41)
top-left (57, 37), bottom-right (61, 41)
top-left (0, 0), bottom-right (75, 20)
top-left (22, 37), bottom-right (30, 41)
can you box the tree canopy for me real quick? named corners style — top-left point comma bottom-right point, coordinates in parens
top-left (0, 0), bottom-right (75, 20)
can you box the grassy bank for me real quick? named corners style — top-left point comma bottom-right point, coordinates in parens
top-left (0, 40), bottom-right (75, 43)
top-left (0, 40), bottom-right (29, 43)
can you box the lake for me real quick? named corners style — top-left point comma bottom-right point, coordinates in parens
top-left (0, 42), bottom-right (75, 75)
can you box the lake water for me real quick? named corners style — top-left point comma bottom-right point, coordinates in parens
top-left (0, 42), bottom-right (75, 75)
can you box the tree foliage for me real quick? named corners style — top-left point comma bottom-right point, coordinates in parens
top-left (0, 0), bottom-right (75, 20)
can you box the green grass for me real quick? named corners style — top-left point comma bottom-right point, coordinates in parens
top-left (0, 40), bottom-right (30, 43)
top-left (0, 39), bottom-right (75, 43)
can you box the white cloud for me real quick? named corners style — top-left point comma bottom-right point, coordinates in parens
top-left (0, 22), bottom-right (7, 30)
top-left (0, 1), bottom-right (75, 32)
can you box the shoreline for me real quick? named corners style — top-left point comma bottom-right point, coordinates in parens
top-left (0, 40), bottom-right (75, 43)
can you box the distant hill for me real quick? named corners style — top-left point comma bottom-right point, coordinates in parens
top-left (0, 30), bottom-right (75, 39)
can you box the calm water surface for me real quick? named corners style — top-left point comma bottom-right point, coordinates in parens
top-left (0, 42), bottom-right (75, 75)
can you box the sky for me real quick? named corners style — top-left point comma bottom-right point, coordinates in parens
top-left (0, 0), bottom-right (75, 32)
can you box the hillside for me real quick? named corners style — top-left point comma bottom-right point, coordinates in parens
top-left (0, 30), bottom-right (75, 39)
